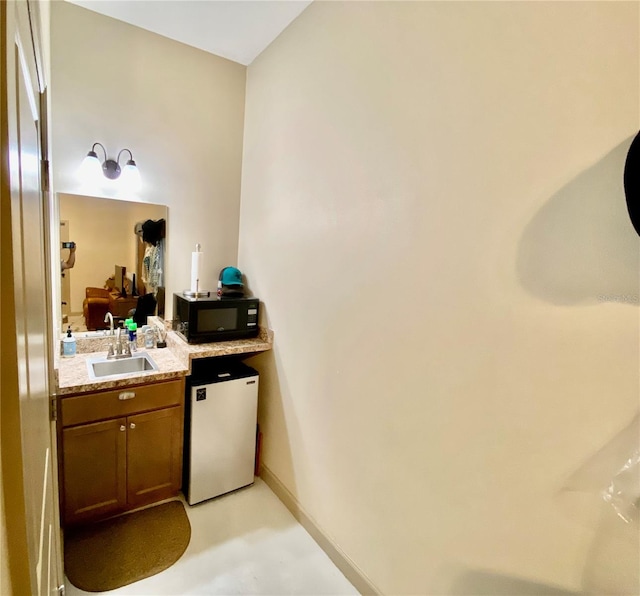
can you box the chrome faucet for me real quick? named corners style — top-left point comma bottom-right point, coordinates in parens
top-left (107, 326), bottom-right (131, 359)
top-left (104, 312), bottom-right (114, 335)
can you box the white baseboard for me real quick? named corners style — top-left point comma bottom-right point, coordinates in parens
top-left (260, 464), bottom-right (380, 596)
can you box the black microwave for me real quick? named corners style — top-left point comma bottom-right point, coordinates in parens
top-left (173, 294), bottom-right (260, 344)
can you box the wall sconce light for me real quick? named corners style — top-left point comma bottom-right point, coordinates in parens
top-left (79, 142), bottom-right (141, 191)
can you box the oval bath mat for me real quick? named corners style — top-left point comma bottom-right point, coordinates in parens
top-left (64, 500), bottom-right (191, 592)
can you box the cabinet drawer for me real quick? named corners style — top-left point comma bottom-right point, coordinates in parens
top-left (61, 380), bottom-right (184, 427)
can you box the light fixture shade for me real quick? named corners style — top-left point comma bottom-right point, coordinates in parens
top-left (78, 144), bottom-right (141, 191)
top-left (78, 151), bottom-right (102, 185)
top-left (120, 160), bottom-right (141, 192)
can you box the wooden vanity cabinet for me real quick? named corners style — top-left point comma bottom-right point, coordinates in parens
top-left (62, 418), bottom-right (127, 523)
top-left (126, 406), bottom-right (183, 508)
top-left (58, 378), bottom-right (185, 526)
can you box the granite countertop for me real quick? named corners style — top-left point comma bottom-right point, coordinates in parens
top-left (56, 347), bottom-right (189, 396)
top-left (165, 326), bottom-right (274, 367)
top-left (55, 324), bottom-right (273, 396)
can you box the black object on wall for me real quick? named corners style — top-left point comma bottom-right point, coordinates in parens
top-left (623, 131), bottom-right (640, 236)
top-left (141, 219), bottom-right (166, 246)
top-left (133, 293), bottom-right (157, 326)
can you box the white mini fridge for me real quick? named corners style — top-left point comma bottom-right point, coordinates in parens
top-left (185, 361), bottom-right (259, 505)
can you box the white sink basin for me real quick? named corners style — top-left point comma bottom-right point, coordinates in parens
top-left (87, 352), bottom-right (159, 380)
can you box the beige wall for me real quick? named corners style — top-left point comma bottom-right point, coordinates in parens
top-left (240, 2), bottom-right (640, 594)
top-left (59, 193), bottom-right (166, 314)
top-left (50, 2), bottom-right (247, 321)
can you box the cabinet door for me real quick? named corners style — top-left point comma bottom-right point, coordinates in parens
top-left (62, 418), bottom-right (127, 524)
top-left (127, 406), bottom-right (183, 507)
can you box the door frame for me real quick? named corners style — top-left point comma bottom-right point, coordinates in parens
top-left (1, 0), bottom-right (64, 593)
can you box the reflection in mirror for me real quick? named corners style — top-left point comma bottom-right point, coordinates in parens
top-left (58, 193), bottom-right (168, 334)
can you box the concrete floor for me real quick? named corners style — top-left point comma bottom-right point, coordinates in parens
top-left (64, 477), bottom-right (359, 595)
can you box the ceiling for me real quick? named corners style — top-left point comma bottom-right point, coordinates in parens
top-left (65, 0), bottom-right (313, 66)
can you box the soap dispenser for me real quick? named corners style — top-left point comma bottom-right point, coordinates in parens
top-left (62, 326), bottom-right (76, 358)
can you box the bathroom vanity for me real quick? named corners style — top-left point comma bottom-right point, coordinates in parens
top-left (59, 379), bottom-right (184, 525)
top-left (55, 323), bottom-right (273, 526)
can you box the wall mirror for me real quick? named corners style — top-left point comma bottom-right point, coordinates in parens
top-left (58, 193), bottom-right (168, 334)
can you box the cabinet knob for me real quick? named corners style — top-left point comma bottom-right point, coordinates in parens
top-left (120, 425), bottom-right (126, 432)
top-left (130, 423), bottom-right (136, 430)
top-left (119, 391), bottom-right (136, 401)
